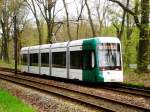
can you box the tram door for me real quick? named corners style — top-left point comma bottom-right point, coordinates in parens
top-left (82, 50), bottom-right (97, 82)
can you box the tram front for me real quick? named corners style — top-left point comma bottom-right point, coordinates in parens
top-left (98, 42), bottom-right (123, 82)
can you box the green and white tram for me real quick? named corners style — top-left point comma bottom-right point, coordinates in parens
top-left (21, 37), bottom-right (123, 82)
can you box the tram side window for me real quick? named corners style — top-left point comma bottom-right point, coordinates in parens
top-left (52, 52), bottom-right (66, 68)
top-left (30, 53), bottom-right (38, 66)
top-left (22, 54), bottom-right (28, 65)
top-left (70, 51), bottom-right (82, 69)
top-left (41, 53), bottom-right (49, 67)
top-left (83, 51), bottom-right (95, 70)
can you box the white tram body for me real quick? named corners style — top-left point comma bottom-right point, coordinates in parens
top-left (21, 37), bottom-right (123, 82)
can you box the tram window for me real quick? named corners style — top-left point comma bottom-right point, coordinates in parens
top-left (52, 52), bottom-right (66, 68)
top-left (70, 51), bottom-right (82, 69)
top-left (30, 53), bottom-right (38, 66)
top-left (22, 54), bottom-right (28, 65)
top-left (83, 51), bottom-right (95, 70)
top-left (41, 53), bottom-right (49, 67)
top-left (99, 43), bottom-right (121, 70)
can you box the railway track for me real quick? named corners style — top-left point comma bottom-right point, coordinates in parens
top-left (0, 69), bottom-right (150, 111)
top-left (98, 84), bottom-right (150, 98)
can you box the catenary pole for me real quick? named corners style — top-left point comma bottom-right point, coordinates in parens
top-left (13, 0), bottom-right (17, 74)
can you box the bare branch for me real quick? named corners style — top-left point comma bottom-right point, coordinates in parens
top-left (63, 0), bottom-right (72, 40)
top-left (108, 0), bottom-right (141, 29)
top-left (85, 0), bottom-right (96, 37)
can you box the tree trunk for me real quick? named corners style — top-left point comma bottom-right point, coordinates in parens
top-left (47, 21), bottom-right (53, 44)
top-left (0, 20), bottom-right (9, 63)
top-left (63, 0), bottom-right (72, 41)
top-left (124, 0), bottom-right (134, 68)
top-left (76, 23), bottom-right (79, 39)
top-left (137, 0), bottom-right (149, 72)
top-left (46, 0), bottom-right (54, 44)
top-left (119, 9), bottom-right (126, 40)
top-left (85, 0), bottom-right (96, 37)
top-left (26, 0), bottom-right (42, 45)
top-left (3, 37), bottom-right (9, 62)
top-left (36, 19), bottom-right (42, 45)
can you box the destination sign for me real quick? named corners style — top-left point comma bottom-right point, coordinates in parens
top-left (99, 44), bottom-right (118, 50)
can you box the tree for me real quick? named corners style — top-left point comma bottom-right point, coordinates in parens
top-left (25, 0), bottom-right (43, 45)
top-left (0, 0), bottom-right (12, 62)
top-left (85, 0), bottom-right (96, 37)
top-left (109, 0), bottom-right (150, 72)
top-left (62, 0), bottom-right (72, 41)
top-left (0, 1), bottom-right (2, 13)
top-left (10, 0), bottom-right (27, 73)
top-left (36, 0), bottom-right (57, 43)
top-left (13, 0), bottom-right (29, 64)
top-left (74, 0), bottom-right (85, 39)
top-left (95, 0), bottom-right (108, 36)
top-left (0, 0), bottom-right (28, 64)
top-left (111, 8), bottom-right (126, 40)
top-left (124, 0), bottom-right (134, 68)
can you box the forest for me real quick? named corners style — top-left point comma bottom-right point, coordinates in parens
top-left (0, 0), bottom-right (149, 73)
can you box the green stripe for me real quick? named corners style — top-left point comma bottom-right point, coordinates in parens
top-left (82, 38), bottom-right (104, 82)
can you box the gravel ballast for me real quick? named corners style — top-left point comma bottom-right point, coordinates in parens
top-left (0, 71), bottom-right (150, 112)
top-left (0, 79), bottom-right (100, 112)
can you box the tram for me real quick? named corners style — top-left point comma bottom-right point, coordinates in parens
top-left (21, 37), bottom-right (123, 82)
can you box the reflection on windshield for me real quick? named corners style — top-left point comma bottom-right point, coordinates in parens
top-left (99, 43), bottom-right (121, 70)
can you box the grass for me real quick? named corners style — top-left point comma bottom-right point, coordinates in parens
top-left (0, 89), bottom-right (36, 112)
top-left (125, 82), bottom-right (144, 88)
top-left (0, 60), bottom-right (15, 69)
top-left (0, 60), bottom-right (21, 69)
top-left (124, 68), bottom-right (150, 87)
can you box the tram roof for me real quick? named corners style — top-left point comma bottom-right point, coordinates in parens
top-left (97, 37), bottom-right (120, 43)
top-left (21, 37), bottom-right (120, 51)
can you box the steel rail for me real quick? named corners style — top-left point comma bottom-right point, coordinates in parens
top-left (0, 67), bottom-right (150, 99)
top-left (0, 72), bottom-right (150, 111)
top-left (0, 73), bottom-right (114, 112)
top-left (98, 85), bottom-right (150, 98)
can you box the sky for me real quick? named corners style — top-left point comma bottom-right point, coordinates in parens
top-left (54, 0), bottom-right (109, 21)
top-left (27, 0), bottom-right (114, 23)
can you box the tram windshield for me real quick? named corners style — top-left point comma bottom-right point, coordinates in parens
top-left (98, 43), bottom-right (121, 70)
